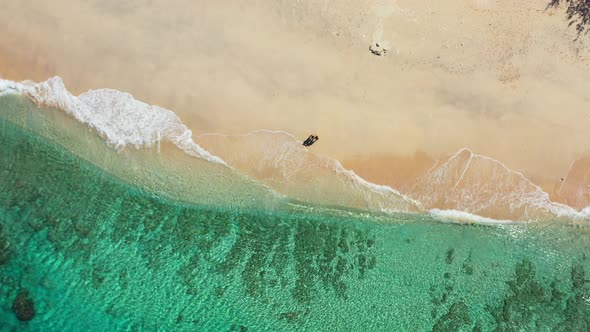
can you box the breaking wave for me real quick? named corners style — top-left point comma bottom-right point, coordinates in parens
top-left (428, 209), bottom-right (514, 225)
top-left (1, 76), bottom-right (589, 224)
top-left (411, 148), bottom-right (581, 221)
top-left (0, 77), bottom-right (225, 165)
top-left (197, 130), bottom-right (420, 213)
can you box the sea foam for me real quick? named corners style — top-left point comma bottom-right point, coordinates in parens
top-left (0, 77), bottom-right (226, 165)
top-left (2, 76), bottom-right (589, 223)
top-left (197, 130), bottom-right (421, 213)
top-left (429, 209), bottom-right (514, 225)
top-left (412, 148), bottom-right (582, 221)
top-left (0, 77), bottom-right (419, 213)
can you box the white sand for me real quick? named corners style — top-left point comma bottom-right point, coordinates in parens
top-left (1, 0), bottom-right (589, 185)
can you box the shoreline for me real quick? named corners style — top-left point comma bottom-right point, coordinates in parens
top-left (1, 79), bottom-right (587, 221)
top-left (0, 1), bottom-right (588, 182)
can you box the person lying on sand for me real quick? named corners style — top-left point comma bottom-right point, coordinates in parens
top-left (302, 135), bottom-right (319, 146)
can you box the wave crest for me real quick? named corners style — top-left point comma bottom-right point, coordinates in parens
top-left (411, 148), bottom-right (580, 221)
top-left (3, 76), bottom-right (590, 223)
top-left (0, 77), bottom-right (226, 165)
top-left (197, 130), bottom-right (420, 213)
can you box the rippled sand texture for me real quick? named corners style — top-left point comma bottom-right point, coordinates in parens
top-left (2, 109), bottom-right (590, 331)
top-left (1, 0), bottom-right (590, 182)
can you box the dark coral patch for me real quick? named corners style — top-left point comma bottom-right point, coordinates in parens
top-left (13, 289), bottom-right (35, 321)
top-left (445, 248), bottom-right (455, 264)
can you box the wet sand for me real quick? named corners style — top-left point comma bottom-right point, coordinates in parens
top-left (1, 0), bottom-right (589, 184)
top-left (341, 152), bottom-right (436, 191)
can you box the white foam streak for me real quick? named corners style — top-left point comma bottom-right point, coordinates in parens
top-left (0, 77), bottom-right (226, 165)
top-left (472, 151), bottom-right (579, 219)
top-left (413, 148), bottom-right (583, 221)
top-left (450, 150), bottom-right (472, 192)
top-left (197, 130), bottom-right (420, 213)
top-left (429, 209), bottom-right (514, 225)
top-left (3, 77), bottom-right (590, 223)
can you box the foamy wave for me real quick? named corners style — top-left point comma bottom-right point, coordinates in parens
top-left (197, 130), bottom-right (421, 213)
top-left (3, 77), bottom-right (590, 222)
top-left (0, 77), bottom-right (417, 213)
top-left (429, 209), bottom-right (514, 225)
top-left (0, 77), bottom-right (226, 165)
top-left (412, 148), bottom-right (580, 221)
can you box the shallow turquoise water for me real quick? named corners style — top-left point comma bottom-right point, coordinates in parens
top-left (1, 111), bottom-right (590, 331)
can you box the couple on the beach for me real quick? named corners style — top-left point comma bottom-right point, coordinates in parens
top-left (302, 134), bottom-right (319, 147)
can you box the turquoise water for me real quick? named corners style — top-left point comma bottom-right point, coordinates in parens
top-left (1, 107), bottom-right (590, 331)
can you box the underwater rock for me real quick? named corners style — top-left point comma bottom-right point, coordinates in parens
top-left (12, 289), bottom-right (35, 321)
top-left (462, 263), bottom-right (474, 276)
top-left (279, 311), bottom-right (302, 324)
top-left (229, 324), bottom-right (248, 331)
top-left (0, 225), bottom-right (11, 265)
top-left (445, 248), bottom-right (455, 264)
top-left (432, 302), bottom-right (472, 332)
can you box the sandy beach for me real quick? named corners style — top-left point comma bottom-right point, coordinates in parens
top-left (1, 0), bottom-right (589, 192)
top-left (5, 3), bottom-right (590, 330)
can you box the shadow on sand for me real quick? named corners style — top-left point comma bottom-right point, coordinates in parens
top-left (548, 0), bottom-right (590, 39)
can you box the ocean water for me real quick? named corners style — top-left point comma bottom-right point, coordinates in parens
top-left (1, 94), bottom-right (590, 331)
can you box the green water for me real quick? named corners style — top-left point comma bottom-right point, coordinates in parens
top-left (1, 113), bottom-right (590, 331)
